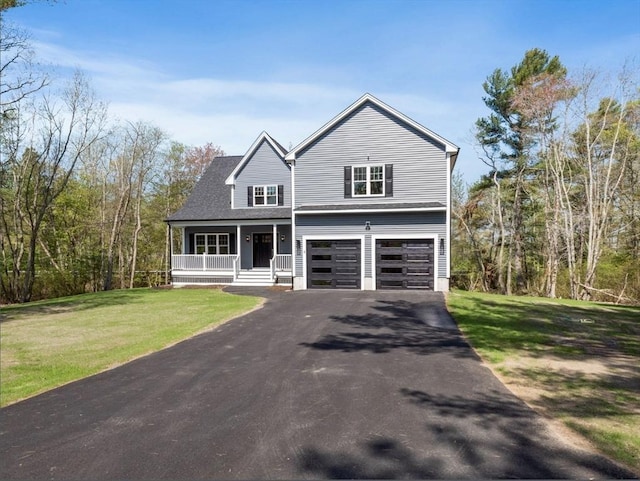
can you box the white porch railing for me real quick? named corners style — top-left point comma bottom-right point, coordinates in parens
top-left (273, 254), bottom-right (292, 271)
top-left (271, 254), bottom-right (292, 279)
top-left (172, 254), bottom-right (236, 271)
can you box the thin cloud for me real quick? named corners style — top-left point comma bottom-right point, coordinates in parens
top-left (27, 38), bottom-right (487, 179)
top-left (108, 101), bottom-right (320, 155)
top-left (31, 40), bottom-right (160, 80)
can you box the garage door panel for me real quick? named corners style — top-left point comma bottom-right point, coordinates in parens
top-left (406, 266), bottom-right (432, 275)
top-left (310, 260), bottom-right (333, 267)
top-left (307, 240), bottom-right (361, 289)
top-left (336, 253), bottom-right (359, 259)
top-left (376, 238), bottom-right (434, 290)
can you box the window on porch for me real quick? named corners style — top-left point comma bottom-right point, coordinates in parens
top-left (195, 233), bottom-right (230, 254)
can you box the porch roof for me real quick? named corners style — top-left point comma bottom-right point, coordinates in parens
top-left (167, 156), bottom-right (291, 222)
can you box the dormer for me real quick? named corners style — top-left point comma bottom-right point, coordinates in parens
top-left (225, 132), bottom-right (292, 209)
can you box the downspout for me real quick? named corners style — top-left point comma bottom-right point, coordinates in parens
top-left (446, 149), bottom-right (459, 291)
top-left (290, 159), bottom-right (296, 288)
top-left (446, 153), bottom-right (452, 285)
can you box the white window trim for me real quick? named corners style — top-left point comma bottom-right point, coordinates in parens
top-left (352, 165), bottom-right (385, 197)
top-left (253, 184), bottom-right (279, 207)
top-left (194, 233), bottom-right (230, 255)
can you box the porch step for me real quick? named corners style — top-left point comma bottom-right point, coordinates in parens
top-left (232, 270), bottom-right (274, 287)
top-left (236, 270), bottom-right (272, 277)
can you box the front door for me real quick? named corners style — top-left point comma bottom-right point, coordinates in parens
top-left (253, 233), bottom-right (272, 268)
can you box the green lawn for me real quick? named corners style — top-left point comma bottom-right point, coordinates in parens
top-left (446, 290), bottom-right (640, 473)
top-left (0, 288), bottom-right (261, 407)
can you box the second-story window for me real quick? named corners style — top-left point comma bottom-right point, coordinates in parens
top-left (353, 165), bottom-right (384, 196)
top-left (254, 185), bottom-right (277, 205)
top-left (345, 164), bottom-right (392, 198)
top-left (247, 185), bottom-right (284, 207)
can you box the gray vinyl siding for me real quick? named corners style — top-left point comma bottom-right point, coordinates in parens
top-left (295, 212), bottom-right (447, 279)
top-left (294, 102), bottom-right (447, 207)
top-left (234, 140), bottom-right (291, 208)
top-left (276, 225), bottom-right (292, 255)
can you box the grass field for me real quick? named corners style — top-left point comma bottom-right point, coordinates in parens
top-left (0, 288), bottom-right (261, 407)
top-left (446, 290), bottom-right (640, 473)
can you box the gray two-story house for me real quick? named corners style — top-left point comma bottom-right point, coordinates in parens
top-left (167, 94), bottom-right (458, 291)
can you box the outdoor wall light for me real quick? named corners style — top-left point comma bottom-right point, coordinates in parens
top-left (439, 238), bottom-right (445, 255)
top-left (280, 234), bottom-right (286, 242)
top-left (245, 235), bottom-right (250, 242)
top-left (365, 221), bottom-right (371, 231)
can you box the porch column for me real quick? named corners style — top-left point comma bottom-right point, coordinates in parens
top-left (273, 224), bottom-right (278, 256)
top-left (168, 224), bottom-right (173, 285)
top-left (169, 225), bottom-right (174, 258)
top-left (236, 225), bottom-right (241, 258)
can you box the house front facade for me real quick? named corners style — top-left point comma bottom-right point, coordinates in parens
top-left (167, 94), bottom-right (458, 291)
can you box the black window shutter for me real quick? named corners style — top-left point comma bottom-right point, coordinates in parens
top-left (247, 186), bottom-right (253, 206)
top-left (278, 185), bottom-right (284, 206)
top-left (385, 164), bottom-right (393, 197)
top-left (229, 233), bottom-right (235, 254)
top-left (189, 233), bottom-right (194, 254)
top-left (344, 166), bottom-right (352, 198)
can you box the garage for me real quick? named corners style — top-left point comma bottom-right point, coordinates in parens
top-left (307, 239), bottom-right (361, 289)
top-left (376, 239), bottom-right (434, 290)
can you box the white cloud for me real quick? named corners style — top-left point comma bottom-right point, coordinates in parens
top-left (28, 39), bottom-right (488, 181)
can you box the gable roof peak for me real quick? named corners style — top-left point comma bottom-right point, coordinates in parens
top-left (284, 93), bottom-right (459, 162)
top-left (225, 131), bottom-right (288, 185)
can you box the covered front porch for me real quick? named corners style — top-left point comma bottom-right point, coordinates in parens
top-left (169, 221), bottom-right (292, 287)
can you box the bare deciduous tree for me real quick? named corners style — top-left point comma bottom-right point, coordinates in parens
top-left (572, 67), bottom-right (638, 299)
top-left (1, 72), bottom-right (107, 302)
top-left (0, 19), bottom-right (48, 121)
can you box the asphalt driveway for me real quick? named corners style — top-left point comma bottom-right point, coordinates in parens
top-left (0, 289), bottom-right (634, 479)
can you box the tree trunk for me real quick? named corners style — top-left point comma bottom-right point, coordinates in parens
top-left (492, 170), bottom-right (508, 294)
top-left (129, 185), bottom-right (143, 289)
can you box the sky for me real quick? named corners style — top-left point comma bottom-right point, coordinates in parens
top-left (5, 0), bottom-right (640, 183)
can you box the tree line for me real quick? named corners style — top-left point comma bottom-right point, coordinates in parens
top-left (452, 49), bottom-right (639, 304)
top-left (1, 9), bottom-right (637, 305)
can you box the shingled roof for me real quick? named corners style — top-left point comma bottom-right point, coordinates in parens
top-left (166, 156), bottom-right (291, 222)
